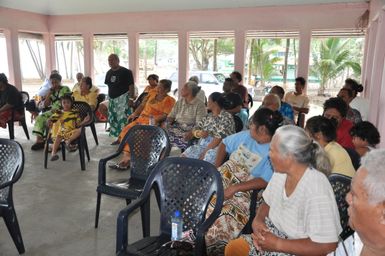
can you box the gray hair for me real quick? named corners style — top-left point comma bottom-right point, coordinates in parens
top-left (185, 81), bottom-right (201, 97)
top-left (273, 125), bottom-right (331, 176)
top-left (189, 76), bottom-right (199, 84)
top-left (361, 149), bottom-right (385, 204)
top-left (263, 93), bottom-right (281, 110)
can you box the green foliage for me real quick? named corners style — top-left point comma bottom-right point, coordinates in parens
top-left (310, 38), bottom-right (362, 95)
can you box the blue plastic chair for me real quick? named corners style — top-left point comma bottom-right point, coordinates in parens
top-left (115, 157), bottom-right (224, 256)
top-left (0, 139), bottom-right (25, 254)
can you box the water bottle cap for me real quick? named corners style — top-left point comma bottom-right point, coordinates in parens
top-left (174, 210), bottom-right (181, 217)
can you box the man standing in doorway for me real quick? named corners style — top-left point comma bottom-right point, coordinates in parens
top-left (105, 53), bottom-right (135, 138)
top-left (284, 76), bottom-right (309, 127)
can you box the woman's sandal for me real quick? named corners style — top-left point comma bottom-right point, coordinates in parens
top-left (50, 155), bottom-right (59, 161)
top-left (108, 162), bottom-right (129, 171)
top-left (66, 143), bottom-right (78, 152)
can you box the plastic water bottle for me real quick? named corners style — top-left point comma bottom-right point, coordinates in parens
top-left (149, 115), bottom-right (155, 125)
top-left (171, 210), bottom-right (183, 241)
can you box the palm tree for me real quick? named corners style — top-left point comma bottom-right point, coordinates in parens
top-left (251, 39), bottom-right (281, 86)
top-left (310, 38), bottom-right (361, 95)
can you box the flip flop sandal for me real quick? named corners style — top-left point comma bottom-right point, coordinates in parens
top-left (108, 163), bottom-right (129, 171)
top-left (50, 155), bottom-right (59, 161)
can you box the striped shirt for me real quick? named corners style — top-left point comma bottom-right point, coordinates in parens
top-left (263, 168), bottom-right (342, 243)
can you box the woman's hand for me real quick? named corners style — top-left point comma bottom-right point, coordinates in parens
top-left (251, 217), bottom-right (270, 251)
top-left (252, 230), bottom-right (281, 252)
top-left (200, 131), bottom-right (209, 138)
top-left (184, 131), bottom-right (193, 141)
top-left (224, 185), bottom-right (238, 200)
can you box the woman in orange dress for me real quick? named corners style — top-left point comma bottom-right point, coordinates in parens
top-left (109, 79), bottom-right (176, 170)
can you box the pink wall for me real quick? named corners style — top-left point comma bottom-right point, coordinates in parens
top-left (365, 0), bottom-right (385, 148)
top-left (0, 3), bottom-right (368, 89)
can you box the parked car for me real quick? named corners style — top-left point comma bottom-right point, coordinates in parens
top-left (169, 71), bottom-right (226, 97)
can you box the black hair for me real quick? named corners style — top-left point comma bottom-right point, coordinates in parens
top-left (60, 94), bottom-right (74, 103)
top-left (147, 74), bottom-right (159, 82)
top-left (338, 87), bottom-right (353, 98)
top-left (345, 78), bottom-right (363, 97)
top-left (159, 79), bottom-right (172, 92)
top-left (323, 97), bottom-right (348, 118)
top-left (50, 73), bottom-right (62, 82)
top-left (270, 85), bottom-right (285, 98)
top-left (350, 121), bottom-right (380, 147)
top-left (295, 77), bottom-right (306, 86)
top-left (306, 115), bottom-right (337, 143)
top-left (222, 92), bottom-right (243, 110)
top-left (0, 73), bottom-right (8, 84)
top-left (231, 71), bottom-right (242, 82)
top-left (209, 92), bottom-right (226, 109)
top-left (83, 76), bottom-right (93, 89)
top-left (251, 108), bottom-right (283, 137)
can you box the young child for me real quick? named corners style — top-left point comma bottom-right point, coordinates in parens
top-left (48, 94), bottom-right (90, 161)
top-left (350, 121), bottom-right (381, 157)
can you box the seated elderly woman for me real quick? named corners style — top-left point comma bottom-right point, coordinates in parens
top-left (261, 93), bottom-right (293, 125)
top-left (225, 125), bottom-right (342, 256)
top-left (0, 73), bottom-right (23, 129)
top-left (31, 73), bottom-right (71, 150)
top-left (166, 80), bottom-right (207, 151)
top-left (346, 149), bottom-right (385, 256)
top-left (349, 121), bottom-right (381, 157)
top-left (205, 108), bottom-right (283, 255)
top-left (109, 79), bottom-right (176, 170)
top-left (306, 115), bottom-right (355, 177)
top-left (323, 97), bottom-right (354, 149)
top-left (72, 76), bottom-right (99, 110)
top-left (181, 92), bottom-right (235, 164)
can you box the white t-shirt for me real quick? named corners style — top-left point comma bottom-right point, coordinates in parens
top-left (284, 91), bottom-right (309, 114)
top-left (263, 168), bottom-right (342, 243)
top-left (350, 97), bottom-right (369, 121)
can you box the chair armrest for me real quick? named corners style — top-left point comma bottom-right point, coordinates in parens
top-left (116, 196), bottom-right (149, 254)
top-left (98, 151), bottom-right (123, 184)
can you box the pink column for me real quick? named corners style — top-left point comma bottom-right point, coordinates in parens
top-left (43, 33), bottom-right (55, 74)
top-left (128, 32), bottom-right (139, 84)
top-left (297, 29), bottom-right (311, 92)
top-left (368, 12), bottom-right (385, 126)
top-left (5, 28), bottom-right (22, 90)
top-left (178, 31), bottom-right (189, 96)
top-left (234, 30), bottom-right (246, 77)
top-left (364, 21), bottom-right (378, 98)
top-left (361, 29), bottom-right (370, 95)
top-left (83, 32), bottom-right (93, 77)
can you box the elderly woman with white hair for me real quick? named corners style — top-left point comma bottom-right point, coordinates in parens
top-left (166, 80), bottom-right (207, 151)
top-left (346, 148), bottom-right (385, 256)
top-left (225, 125), bottom-right (342, 256)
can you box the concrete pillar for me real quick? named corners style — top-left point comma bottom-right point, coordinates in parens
top-left (128, 32), bottom-right (139, 84)
top-left (234, 30), bottom-right (246, 78)
top-left (297, 29), bottom-right (311, 92)
top-left (43, 33), bottom-right (55, 75)
top-left (83, 32), bottom-right (94, 77)
top-left (5, 28), bottom-right (22, 90)
top-left (364, 20), bottom-right (378, 98)
top-left (178, 31), bottom-right (189, 96)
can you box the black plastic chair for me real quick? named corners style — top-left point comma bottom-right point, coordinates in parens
top-left (0, 139), bottom-right (25, 254)
top-left (328, 173), bottom-right (354, 255)
top-left (95, 125), bottom-right (171, 230)
top-left (116, 157), bottom-right (224, 256)
top-left (44, 101), bottom-right (92, 171)
top-left (8, 91), bottom-right (30, 140)
top-left (240, 189), bottom-right (263, 235)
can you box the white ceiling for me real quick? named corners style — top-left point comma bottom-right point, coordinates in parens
top-left (0, 0), bottom-right (367, 15)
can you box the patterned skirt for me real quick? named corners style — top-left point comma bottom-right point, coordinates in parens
top-left (205, 160), bottom-right (255, 255)
top-left (167, 122), bottom-right (195, 150)
top-left (108, 92), bottom-right (132, 137)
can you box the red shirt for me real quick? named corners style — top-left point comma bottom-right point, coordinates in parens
top-left (337, 118), bottom-right (354, 149)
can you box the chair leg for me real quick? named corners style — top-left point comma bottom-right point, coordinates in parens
top-left (84, 139), bottom-right (90, 162)
top-left (21, 119), bottom-right (30, 140)
top-left (8, 121), bottom-right (15, 140)
top-left (125, 199), bottom-right (131, 205)
top-left (95, 192), bottom-right (102, 228)
top-left (90, 124), bottom-right (99, 145)
top-left (140, 198), bottom-right (151, 237)
top-left (61, 142), bottom-right (66, 161)
top-left (79, 140), bottom-right (86, 171)
top-left (44, 142), bottom-right (49, 169)
top-left (3, 206), bottom-right (25, 254)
